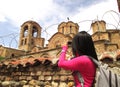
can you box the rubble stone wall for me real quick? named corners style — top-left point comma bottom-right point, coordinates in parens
top-left (0, 64), bottom-right (74, 87)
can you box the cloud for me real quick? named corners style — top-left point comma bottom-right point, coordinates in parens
top-left (0, 0), bottom-right (119, 48)
top-left (0, 18), bottom-right (19, 34)
top-left (0, 0), bottom-right (55, 25)
top-left (0, 18), bottom-right (19, 48)
top-left (53, 0), bottom-right (107, 14)
top-left (70, 0), bottom-right (119, 31)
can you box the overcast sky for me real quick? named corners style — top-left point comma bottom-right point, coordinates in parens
top-left (0, 0), bottom-right (119, 48)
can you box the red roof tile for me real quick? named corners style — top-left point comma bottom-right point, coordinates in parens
top-left (0, 57), bottom-right (58, 67)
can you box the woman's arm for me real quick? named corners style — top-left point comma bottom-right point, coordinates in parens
top-left (58, 46), bottom-right (85, 71)
top-left (58, 45), bottom-right (68, 64)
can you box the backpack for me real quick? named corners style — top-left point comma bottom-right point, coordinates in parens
top-left (76, 56), bottom-right (120, 87)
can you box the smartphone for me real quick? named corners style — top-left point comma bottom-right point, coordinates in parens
top-left (67, 41), bottom-right (72, 46)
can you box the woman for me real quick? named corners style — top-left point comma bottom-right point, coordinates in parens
top-left (58, 31), bottom-right (98, 87)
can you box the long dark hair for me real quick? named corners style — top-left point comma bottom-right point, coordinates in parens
top-left (72, 31), bottom-right (98, 60)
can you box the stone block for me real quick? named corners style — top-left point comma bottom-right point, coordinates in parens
top-left (19, 76), bottom-right (26, 80)
top-left (13, 76), bottom-right (19, 81)
top-left (36, 71), bottom-right (42, 75)
top-left (26, 76), bottom-right (32, 80)
top-left (42, 71), bottom-right (51, 75)
top-left (30, 72), bottom-right (36, 76)
top-left (59, 82), bottom-right (67, 87)
top-left (60, 76), bottom-right (68, 81)
top-left (16, 72), bottom-right (21, 75)
top-left (67, 75), bottom-right (74, 80)
top-left (38, 76), bottom-right (44, 80)
top-left (0, 76), bottom-right (5, 80)
top-left (22, 72), bottom-right (30, 76)
top-left (59, 69), bottom-right (70, 75)
top-left (44, 76), bottom-right (52, 80)
top-left (52, 75), bottom-right (59, 81)
top-left (51, 81), bottom-right (58, 87)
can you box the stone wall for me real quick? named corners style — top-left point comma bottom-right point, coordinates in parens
top-left (0, 59), bottom-right (74, 87)
top-left (0, 57), bottom-right (120, 87)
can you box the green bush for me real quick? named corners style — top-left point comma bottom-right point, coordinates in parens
top-left (0, 56), bottom-right (4, 61)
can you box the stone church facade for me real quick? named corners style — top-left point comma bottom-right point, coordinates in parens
top-left (0, 20), bottom-right (120, 60)
top-left (0, 20), bottom-right (120, 87)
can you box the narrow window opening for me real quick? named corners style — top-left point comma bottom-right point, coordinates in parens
top-left (24, 26), bottom-right (28, 37)
top-left (70, 26), bottom-right (72, 33)
top-left (32, 26), bottom-right (38, 37)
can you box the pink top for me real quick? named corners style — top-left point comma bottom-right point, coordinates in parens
top-left (58, 46), bottom-right (96, 87)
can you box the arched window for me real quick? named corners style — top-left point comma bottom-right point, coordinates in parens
top-left (32, 26), bottom-right (38, 37)
top-left (24, 26), bottom-right (28, 37)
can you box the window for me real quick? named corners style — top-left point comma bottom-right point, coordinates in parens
top-left (32, 26), bottom-right (38, 37)
top-left (70, 26), bottom-right (72, 33)
top-left (11, 54), bottom-right (15, 58)
top-left (62, 27), bottom-right (64, 34)
top-left (24, 26), bottom-right (28, 37)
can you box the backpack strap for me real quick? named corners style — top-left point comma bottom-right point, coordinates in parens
top-left (73, 56), bottom-right (100, 87)
top-left (87, 56), bottom-right (101, 67)
top-left (73, 71), bottom-right (84, 87)
top-left (77, 71), bottom-right (84, 87)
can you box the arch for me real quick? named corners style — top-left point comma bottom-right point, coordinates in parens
top-left (21, 20), bottom-right (41, 28)
top-left (21, 20), bottom-right (42, 38)
top-left (48, 32), bottom-right (68, 49)
top-left (48, 32), bottom-right (66, 42)
top-left (99, 53), bottom-right (114, 63)
top-left (43, 59), bottom-right (52, 66)
top-left (100, 57), bottom-right (113, 64)
top-left (23, 25), bottom-right (28, 37)
top-left (33, 59), bottom-right (41, 66)
top-left (32, 26), bottom-right (38, 37)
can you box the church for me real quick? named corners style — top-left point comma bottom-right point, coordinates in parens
top-left (0, 20), bottom-right (120, 60)
top-left (0, 20), bottom-right (120, 87)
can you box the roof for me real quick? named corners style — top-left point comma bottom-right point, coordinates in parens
top-left (21, 20), bottom-right (42, 28)
top-left (0, 57), bottom-right (59, 68)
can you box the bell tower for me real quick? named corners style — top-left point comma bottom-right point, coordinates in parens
top-left (18, 20), bottom-right (45, 52)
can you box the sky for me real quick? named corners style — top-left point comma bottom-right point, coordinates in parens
top-left (0, 0), bottom-right (119, 48)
